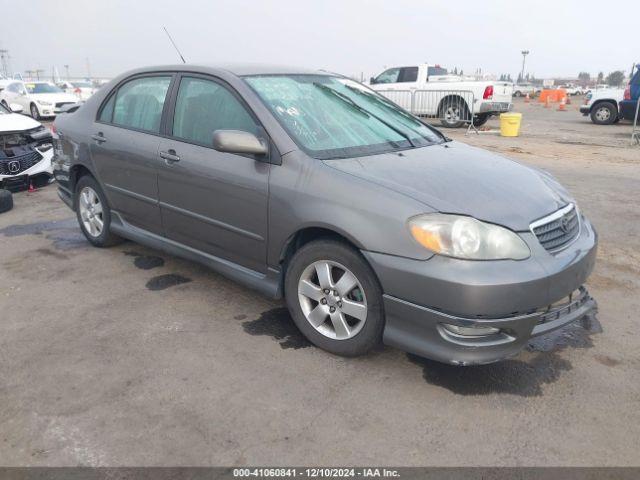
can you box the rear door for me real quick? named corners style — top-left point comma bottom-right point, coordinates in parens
top-left (90, 74), bottom-right (173, 234)
top-left (157, 74), bottom-right (270, 273)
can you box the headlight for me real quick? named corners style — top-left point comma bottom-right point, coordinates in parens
top-left (37, 100), bottom-right (52, 106)
top-left (408, 214), bottom-right (530, 260)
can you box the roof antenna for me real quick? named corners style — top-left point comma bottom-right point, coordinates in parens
top-left (163, 26), bottom-right (186, 64)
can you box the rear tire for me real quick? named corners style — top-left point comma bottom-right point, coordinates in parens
top-left (74, 175), bottom-right (123, 247)
top-left (0, 189), bottom-right (13, 214)
top-left (439, 97), bottom-right (469, 128)
top-left (590, 102), bottom-right (617, 125)
top-left (284, 239), bottom-right (384, 357)
top-left (473, 114), bottom-right (491, 127)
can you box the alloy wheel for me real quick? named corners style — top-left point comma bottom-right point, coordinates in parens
top-left (78, 186), bottom-right (104, 237)
top-left (595, 107), bottom-right (611, 122)
top-left (297, 260), bottom-right (368, 340)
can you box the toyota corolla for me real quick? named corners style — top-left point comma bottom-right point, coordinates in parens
top-left (52, 65), bottom-right (597, 365)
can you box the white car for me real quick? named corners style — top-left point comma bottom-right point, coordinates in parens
top-left (0, 81), bottom-right (78, 119)
top-left (57, 80), bottom-right (97, 102)
top-left (512, 83), bottom-right (537, 97)
top-left (0, 101), bottom-right (54, 190)
top-left (369, 64), bottom-right (513, 127)
top-left (579, 88), bottom-right (625, 125)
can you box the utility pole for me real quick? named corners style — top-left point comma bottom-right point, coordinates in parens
top-left (35, 69), bottom-right (45, 80)
top-left (64, 64), bottom-right (70, 79)
top-left (520, 50), bottom-right (530, 82)
top-left (0, 49), bottom-right (9, 77)
top-left (85, 57), bottom-right (92, 80)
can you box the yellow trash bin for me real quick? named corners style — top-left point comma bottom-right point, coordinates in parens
top-left (500, 112), bottom-right (522, 137)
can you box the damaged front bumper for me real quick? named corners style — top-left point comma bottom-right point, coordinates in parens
top-left (0, 128), bottom-right (54, 191)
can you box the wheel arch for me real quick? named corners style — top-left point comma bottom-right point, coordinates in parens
top-left (591, 99), bottom-right (618, 113)
top-left (437, 94), bottom-right (470, 113)
top-left (277, 225), bottom-right (381, 296)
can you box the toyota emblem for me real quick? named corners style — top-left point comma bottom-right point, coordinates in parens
top-left (7, 160), bottom-right (20, 174)
top-left (560, 216), bottom-right (570, 233)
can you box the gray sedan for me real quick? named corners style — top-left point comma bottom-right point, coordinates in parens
top-left (52, 64), bottom-right (597, 365)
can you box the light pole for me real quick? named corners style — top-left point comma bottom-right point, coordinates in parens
top-left (64, 64), bottom-right (70, 79)
top-left (520, 50), bottom-right (529, 82)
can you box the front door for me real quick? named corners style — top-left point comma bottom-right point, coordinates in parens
top-left (158, 75), bottom-right (270, 273)
top-left (90, 74), bottom-right (173, 235)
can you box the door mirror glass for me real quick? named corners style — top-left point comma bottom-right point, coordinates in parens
top-left (212, 130), bottom-right (268, 155)
top-left (9, 103), bottom-right (23, 113)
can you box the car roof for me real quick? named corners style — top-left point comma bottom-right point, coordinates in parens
top-left (129, 63), bottom-right (331, 77)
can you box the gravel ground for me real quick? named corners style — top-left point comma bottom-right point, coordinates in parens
top-left (0, 97), bottom-right (638, 466)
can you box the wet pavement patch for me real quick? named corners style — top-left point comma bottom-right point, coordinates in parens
top-left (526, 314), bottom-right (603, 353)
top-left (146, 274), bottom-right (192, 291)
top-left (407, 353), bottom-right (572, 397)
top-left (242, 307), bottom-right (311, 350)
top-left (0, 218), bottom-right (88, 251)
top-left (594, 354), bottom-right (621, 367)
top-left (123, 251), bottom-right (165, 270)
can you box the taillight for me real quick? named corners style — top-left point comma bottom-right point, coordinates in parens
top-left (623, 85), bottom-right (631, 100)
top-left (483, 85), bottom-right (494, 100)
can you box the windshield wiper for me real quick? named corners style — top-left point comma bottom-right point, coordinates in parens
top-left (313, 82), bottom-right (416, 148)
top-left (344, 84), bottom-right (447, 144)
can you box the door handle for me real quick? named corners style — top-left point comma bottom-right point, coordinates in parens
top-left (91, 132), bottom-right (106, 143)
top-left (159, 150), bottom-right (180, 164)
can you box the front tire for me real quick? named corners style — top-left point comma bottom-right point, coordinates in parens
top-left (284, 240), bottom-right (384, 357)
top-left (75, 175), bottom-right (123, 247)
top-left (590, 102), bottom-right (617, 125)
top-left (30, 103), bottom-right (40, 120)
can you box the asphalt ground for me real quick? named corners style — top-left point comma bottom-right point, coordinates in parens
top-left (0, 97), bottom-right (638, 466)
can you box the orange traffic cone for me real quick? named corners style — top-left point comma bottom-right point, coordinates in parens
top-left (525, 93), bottom-right (530, 103)
top-left (544, 96), bottom-right (550, 108)
top-left (558, 97), bottom-right (567, 111)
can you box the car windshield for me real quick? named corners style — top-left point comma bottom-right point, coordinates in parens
top-left (245, 74), bottom-right (443, 159)
top-left (25, 83), bottom-right (63, 94)
top-left (72, 82), bottom-right (92, 88)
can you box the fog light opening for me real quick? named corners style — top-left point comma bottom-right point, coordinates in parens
top-left (441, 323), bottom-right (500, 338)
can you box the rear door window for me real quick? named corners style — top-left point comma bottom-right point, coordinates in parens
top-left (111, 76), bottom-right (171, 133)
top-left (398, 67), bottom-right (419, 83)
top-left (172, 76), bottom-right (258, 146)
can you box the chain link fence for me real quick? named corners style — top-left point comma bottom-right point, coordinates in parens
top-left (375, 89), bottom-right (478, 132)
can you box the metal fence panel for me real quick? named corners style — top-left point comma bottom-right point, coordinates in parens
top-left (375, 88), bottom-right (476, 131)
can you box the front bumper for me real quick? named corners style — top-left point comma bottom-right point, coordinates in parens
top-left (579, 105), bottom-right (590, 115)
top-left (0, 148), bottom-right (54, 190)
top-left (619, 100), bottom-right (639, 121)
top-left (363, 217), bottom-right (598, 365)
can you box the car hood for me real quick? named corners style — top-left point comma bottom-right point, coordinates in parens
top-left (31, 93), bottom-right (78, 103)
top-left (323, 141), bottom-right (573, 231)
top-left (0, 113), bottom-right (41, 133)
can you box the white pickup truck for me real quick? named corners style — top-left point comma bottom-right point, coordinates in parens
top-left (368, 64), bottom-right (513, 128)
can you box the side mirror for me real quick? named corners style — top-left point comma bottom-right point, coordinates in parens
top-left (212, 130), bottom-right (268, 156)
top-left (9, 103), bottom-right (23, 113)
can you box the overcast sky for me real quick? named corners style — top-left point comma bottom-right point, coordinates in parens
top-left (1, 0), bottom-right (637, 80)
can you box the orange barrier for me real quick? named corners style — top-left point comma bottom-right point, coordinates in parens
top-left (539, 89), bottom-right (567, 104)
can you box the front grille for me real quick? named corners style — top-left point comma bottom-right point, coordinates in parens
top-left (55, 102), bottom-right (74, 109)
top-left (531, 204), bottom-right (580, 253)
top-left (0, 151), bottom-right (43, 175)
